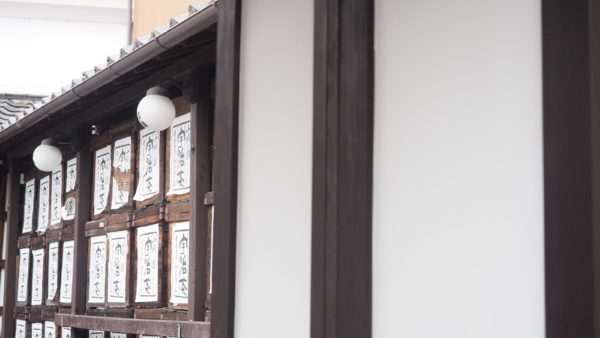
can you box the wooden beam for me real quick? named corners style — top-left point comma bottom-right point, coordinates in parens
top-left (0, 160), bottom-right (22, 337)
top-left (55, 314), bottom-right (210, 337)
top-left (543, 0), bottom-right (600, 337)
top-left (71, 128), bottom-right (92, 316)
top-left (311, 0), bottom-right (374, 338)
top-left (211, 0), bottom-right (241, 337)
top-left (188, 71), bottom-right (213, 321)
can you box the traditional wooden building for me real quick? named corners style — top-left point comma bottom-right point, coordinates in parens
top-left (0, 0), bottom-right (597, 338)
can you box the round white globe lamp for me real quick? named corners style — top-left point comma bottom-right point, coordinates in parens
top-left (33, 139), bottom-right (63, 172)
top-left (136, 86), bottom-right (176, 131)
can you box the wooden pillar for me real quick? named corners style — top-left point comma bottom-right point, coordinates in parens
top-left (188, 72), bottom-right (213, 321)
top-left (311, 0), bottom-right (374, 338)
top-left (543, 0), bottom-right (600, 337)
top-left (0, 160), bottom-right (22, 337)
top-left (71, 128), bottom-right (92, 337)
top-left (211, 0), bottom-right (241, 336)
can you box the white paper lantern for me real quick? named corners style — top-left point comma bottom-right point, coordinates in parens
top-left (136, 86), bottom-right (176, 132)
top-left (33, 139), bottom-right (62, 172)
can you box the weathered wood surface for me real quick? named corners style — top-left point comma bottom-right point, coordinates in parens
top-left (55, 313), bottom-right (210, 337)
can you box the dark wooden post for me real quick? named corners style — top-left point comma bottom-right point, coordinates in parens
top-left (311, 1), bottom-right (374, 338)
top-left (188, 73), bottom-right (213, 321)
top-left (211, 0), bottom-right (241, 336)
top-left (0, 160), bottom-right (22, 337)
top-left (71, 128), bottom-right (92, 337)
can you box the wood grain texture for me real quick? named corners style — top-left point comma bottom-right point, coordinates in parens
top-left (211, 0), bottom-right (241, 337)
top-left (72, 129), bottom-right (92, 315)
top-left (188, 72), bottom-right (212, 320)
top-left (55, 313), bottom-right (210, 337)
top-left (311, 1), bottom-right (373, 338)
top-left (1, 160), bottom-right (22, 337)
top-left (543, 0), bottom-right (600, 337)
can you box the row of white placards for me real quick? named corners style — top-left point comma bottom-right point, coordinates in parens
top-left (22, 113), bottom-right (192, 234)
top-left (17, 222), bottom-right (189, 306)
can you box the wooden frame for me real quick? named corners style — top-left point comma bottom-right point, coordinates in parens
top-left (542, 0), bottom-right (600, 337)
top-left (210, 0), bottom-right (241, 337)
top-left (1, 160), bottom-right (22, 336)
top-left (311, 1), bottom-right (374, 338)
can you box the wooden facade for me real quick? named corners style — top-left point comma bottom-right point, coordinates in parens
top-left (0, 2), bottom-right (222, 337)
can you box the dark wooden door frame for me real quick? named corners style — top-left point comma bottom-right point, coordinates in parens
top-left (311, 1), bottom-right (374, 338)
top-left (210, 0), bottom-right (241, 337)
top-left (543, 0), bottom-right (600, 337)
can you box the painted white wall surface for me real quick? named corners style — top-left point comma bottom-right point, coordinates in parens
top-left (0, 0), bottom-right (128, 95)
top-left (236, 0), bottom-right (313, 337)
top-left (373, 1), bottom-right (544, 338)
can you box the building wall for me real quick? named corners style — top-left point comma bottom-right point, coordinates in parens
top-left (372, 1), bottom-right (545, 338)
top-left (0, 0), bottom-right (128, 96)
top-left (235, 0), bottom-right (313, 338)
top-left (131, 0), bottom-right (196, 40)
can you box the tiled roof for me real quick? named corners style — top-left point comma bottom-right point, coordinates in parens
top-left (0, 96), bottom-right (44, 131)
top-left (0, 0), bottom-right (215, 135)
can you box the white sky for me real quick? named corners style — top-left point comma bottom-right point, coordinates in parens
top-left (0, 0), bottom-right (129, 96)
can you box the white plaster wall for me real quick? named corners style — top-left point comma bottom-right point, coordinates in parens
top-left (0, 7), bottom-right (127, 95)
top-left (373, 1), bottom-right (545, 338)
top-left (235, 1), bottom-right (313, 338)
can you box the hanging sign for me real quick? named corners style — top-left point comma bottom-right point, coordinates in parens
top-left (23, 178), bottom-right (35, 233)
top-left (134, 128), bottom-right (160, 201)
top-left (111, 136), bottom-right (132, 210)
top-left (168, 113), bottom-right (191, 196)
top-left (50, 168), bottom-right (62, 225)
top-left (65, 157), bottom-right (77, 192)
top-left (31, 248), bottom-right (45, 305)
top-left (135, 224), bottom-right (159, 302)
top-left (47, 242), bottom-right (59, 302)
top-left (88, 235), bottom-right (107, 303)
top-left (170, 221), bottom-right (190, 305)
top-left (17, 248), bottom-right (30, 302)
top-left (60, 240), bottom-right (74, 303)
top-left (37, 175), bottom-right (50, 233)
top-left (107, 230), bottom-right (128, 303)
top-left (94, 146), bottom-right (112, 215)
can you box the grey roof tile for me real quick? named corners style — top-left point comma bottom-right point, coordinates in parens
top-left (120, 45), bottom-right (134, 57)
top-left (134, 35), bottom-right (152, 49)
top-left (107, 53), bottom-right (120, 65)
top-left (170, 13), bottom-right (190, 27)
top-left (151, 24), bottom-right (170, 38)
